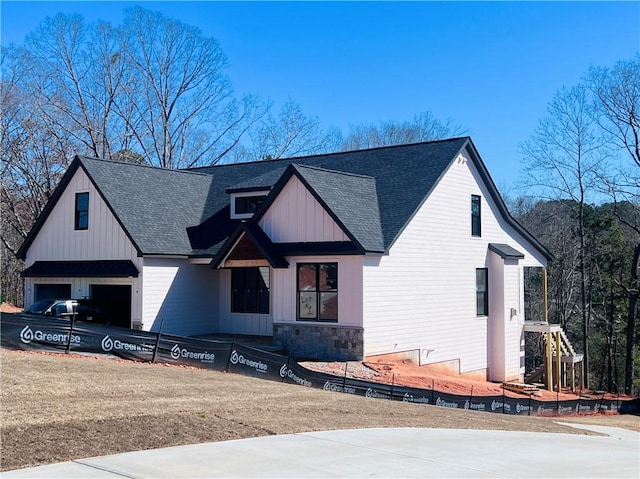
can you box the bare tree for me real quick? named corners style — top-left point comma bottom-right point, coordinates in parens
top-left (242, 99), bottom-right (340, 161)
top-left (21, 14), bottom-right (126, 160)
top-left (121, 7), bottom-right (265, 168)
top-left (341, 111), bottom-right (468, 151)
top-left (520, 85), bottom-right (610, 388)
top-left (588, 55), bottom-right (640, 394)
top-left (1, 47), bottom-right (76, 305)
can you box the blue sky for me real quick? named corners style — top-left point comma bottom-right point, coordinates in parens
top-left (2, 1), bottom-right (639, 192)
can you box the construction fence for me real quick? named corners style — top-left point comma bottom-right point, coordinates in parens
top-left (1, 313), bottom-right (632, 417)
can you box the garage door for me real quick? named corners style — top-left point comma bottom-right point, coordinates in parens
top-left (91, 285), bottom-right (131, 328)
top-left (34, 283), bottom-right (71, 302)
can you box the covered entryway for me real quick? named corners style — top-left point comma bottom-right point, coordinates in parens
top-left (90, 285), bottom-right (132, 328)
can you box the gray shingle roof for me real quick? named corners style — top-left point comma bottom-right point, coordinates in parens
top-left (19, 137), bottom-right (553, 262)
top-left (80, 157), bottom-right (214, 255)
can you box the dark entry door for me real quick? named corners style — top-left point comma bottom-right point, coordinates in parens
top-left (90, 285), bottom-right (131, 328)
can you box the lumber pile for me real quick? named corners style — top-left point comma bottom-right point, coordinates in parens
top-left (502, 382), bottom-right (539, 395)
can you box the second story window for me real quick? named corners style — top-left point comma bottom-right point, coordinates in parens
top-left (235, 196), bottom-right (265, 215)
top-left (75, 192), bottom-right (89, 230)
top-left (471, 195), bottom-right (481, 237)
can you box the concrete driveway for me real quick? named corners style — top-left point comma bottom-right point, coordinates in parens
top-left (4, 424), bottom-right (638, 478)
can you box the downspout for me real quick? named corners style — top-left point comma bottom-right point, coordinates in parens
top-left (543, 267), bottom-right (548, 323)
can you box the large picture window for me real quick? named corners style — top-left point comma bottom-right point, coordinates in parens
top-left (471, 194), bottom-right (481, 237)
top-left (476, 268), bottom-right (488, 316)
top-left (231, 267), bottom-right (270, 314)
top-left (75, 192), bottom-right (89, 230)
top-left (297, 263), bottom-right (338, 322)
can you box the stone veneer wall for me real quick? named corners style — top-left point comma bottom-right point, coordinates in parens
top-left (273, 323), bottom-right (363, 361)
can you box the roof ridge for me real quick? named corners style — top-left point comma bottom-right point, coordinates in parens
top-left (291, 163), bottom-right (375, 180)
top-left (185, 136), bottom-right (470, 172)
top-left (78, 156), bottom-right (212, 178)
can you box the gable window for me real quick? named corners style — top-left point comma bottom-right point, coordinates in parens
top-left (476, 268), bottom-right (488, 316)
top-left (231, 267), bottom-right (270, 314)
top-left (75, 192), bottom-right (89, 230)
top-left (235, 196), bottom-right (265, 215)
top-left (297, 263), bottom-right (338, 322)
top-left (471, 195), bottom-right (481, 237)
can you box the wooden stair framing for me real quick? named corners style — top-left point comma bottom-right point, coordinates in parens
top-left (524, 321), bottom-right (584, 392)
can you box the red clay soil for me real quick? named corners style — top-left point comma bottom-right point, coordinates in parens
top-left (300, 358), bottom-right (628, 403)
top-left (0, 303), bottom-right (22, 313)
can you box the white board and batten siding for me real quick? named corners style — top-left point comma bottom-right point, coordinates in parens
top-left (363, 152), bottom-right (546, 377)
top-left (142, 258), bottom-right (219, 336)
top-left (23, 167), bottom-right (142, 320)
top-left (259, 176), bottom-right (349, 243)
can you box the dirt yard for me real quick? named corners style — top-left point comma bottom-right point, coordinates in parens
top-left (1, 349), bottom-right (638, 472)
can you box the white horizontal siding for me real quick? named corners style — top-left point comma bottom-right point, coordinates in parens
top-left (142, 258), bottom-right (218, 335)
top-left (25, 167), bottom-right (137, 264)
top-left (259, 176), bottom-right (349, 243)
top-left (363, 152), bottom-right (546, 375)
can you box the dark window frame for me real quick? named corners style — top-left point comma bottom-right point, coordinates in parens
top-left (235, 195), bottom-right (266, 215)
top-left (471, 194), bottom-right (481, 237)
top-left (296, 262), bottom-right (338, 322)
top-left (75, 192), bottom-right (89, 230)
top-left (476, 268), bottom-right (489, 316)
top-left (230, 267), bottom-right (270, 314)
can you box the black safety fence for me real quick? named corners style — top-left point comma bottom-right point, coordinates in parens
top-left (156, 333), bottom-right (231, 372)
top-left (1, 313), bottom-right (630, 416)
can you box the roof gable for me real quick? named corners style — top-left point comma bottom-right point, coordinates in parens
top-left (254, 164), bottom-right (383, 253)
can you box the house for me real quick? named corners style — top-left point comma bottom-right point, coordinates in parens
top-left (18, 137), bottom-right (553, 382)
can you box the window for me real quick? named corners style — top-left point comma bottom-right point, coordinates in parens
top-left (471, 195), bottom-right (481, 237)
top-left (476, 268), bottom-right (488, 316)
top-left (75, 192), bottom-right (89, 230)
top-left (297, 263), bottom-right (338, 322)
top-left (235, 196), bottom-right (265, 215)
top-left (231, 267), bottom-right (270, 314)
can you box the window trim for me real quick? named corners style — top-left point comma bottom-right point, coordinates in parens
top-left (75, 192), bottom-right (89, 230)
top-left (476, 268), bottom-right (489, 317)
top-left (230, 267), bottom-right (270, 314)
top-left (235, 195), bottom-right (265, 215)
top-left (471, 194), bottom-right (481, 237)
top-left (296, 262), bottom-right (338, 322)
top-left (230, 191), bottom-right (269, 219)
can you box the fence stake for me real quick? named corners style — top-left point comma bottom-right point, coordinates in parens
top-left (390, 373), bottom-right (395, 400)
top-left (343, 362), bottom-right (348, 390)
top-left (65, 310), bottom-right (77, 354)
top-left (431, 378), bottom-right (435, 405)
top-left (151, 318), bottom-right (164, 363)
top-left (283, 356), bottom-right (291, 383)
top-left (226, 340), bottom-right (235, 372)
